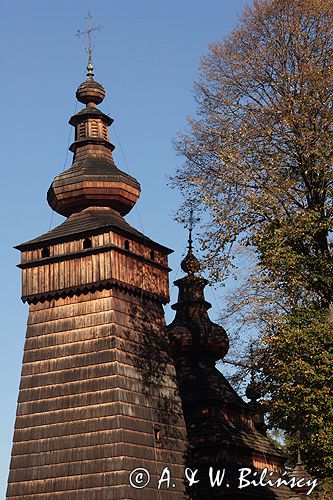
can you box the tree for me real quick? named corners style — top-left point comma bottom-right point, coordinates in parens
top-left (172, 0), bottom-right (333, 478)
top-left (259, 307), bottom-right (333, 478)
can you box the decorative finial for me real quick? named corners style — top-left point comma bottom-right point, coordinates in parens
top-left (246, 347), bottom-right (261, 402)
top-left (180, 205), bottom-right (201, 275)
top-left (76, 11), bottom-right (103, 78)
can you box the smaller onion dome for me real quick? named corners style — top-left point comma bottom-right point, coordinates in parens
top-left (245, 379), bottom-right (262, 402)
top-left (76, 77), bottom-right (105, 105)
top-left (181, 249), bottom-right (200, 275)
top-left (203, 323), bottom-right (229, 360)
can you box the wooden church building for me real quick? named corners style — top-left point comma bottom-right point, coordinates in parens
top-left (7, 58), bottom-right (299, 499)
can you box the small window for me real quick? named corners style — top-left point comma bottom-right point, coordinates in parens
top-left (78, 122), bottom-right (86, 139)
top-left (150, 249), bottom-right (155, 261)
top-left (83, 237), bottom-right (92, 249)
top-left (154, 427), bottom-right (162, 443)
top-left (124, 240), bottom-right (130, 250)
top-left (41, 247), bottom-right (50, 258)
top-left (102, 124), bottom-right (108, 140)
top-left (90, 120), bottom-right (99, 137)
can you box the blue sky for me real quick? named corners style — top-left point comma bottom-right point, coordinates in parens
top-left (0, 0), bottom-right (248, 495)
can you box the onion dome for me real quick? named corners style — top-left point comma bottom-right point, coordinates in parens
top-left (181, 248), bottom-right (200, 274)
top-left (47, 71), bottom-right (140, 218)
top-left (76, 77), bottom-right (105, 105)
top-left (168, 245), bottom-right (229, 361)
top-left (245, 379), bottom-right (262, 402)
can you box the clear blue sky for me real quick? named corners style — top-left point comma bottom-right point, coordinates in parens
top-left (0, 0), bottom-right (248, 495)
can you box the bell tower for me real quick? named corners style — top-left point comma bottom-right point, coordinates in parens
top-left (7, 60), bottom-right (188, 498)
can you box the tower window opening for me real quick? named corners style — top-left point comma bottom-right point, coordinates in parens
top-left (102, 124), bottom-right (108, 140)
top-left (78, 122), bottom-right (86, 139)
top-left (154, 427), bottom-right (162, 443)
top-left (83, 237), bottom-right (92, 249)
top-left (124, 240), bottom-right (130, 251)
top-left (91, 120), bottom-right (99, 137)
top-left (41, 247), bottom-right (50, 258)
top-left (150, 249), bottom-right (155, 261)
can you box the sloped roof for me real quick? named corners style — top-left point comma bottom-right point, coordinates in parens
top-left (16, 208), bottom-right (173, 253)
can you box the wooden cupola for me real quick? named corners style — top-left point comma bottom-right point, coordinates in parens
top-left (47, 72), bottom-right (140, 218)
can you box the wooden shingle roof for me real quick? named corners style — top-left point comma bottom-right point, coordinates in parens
top-left (16, 208), bottom-right (173, 253)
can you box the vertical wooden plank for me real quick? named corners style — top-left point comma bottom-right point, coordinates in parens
top-left (22, 269), bottom-right (27, 297)
top-left (99, 251), bottom-right (105, 282)
top-left (44, 263), bottom-right (50, 293)
top-left (81, 256), bottom-right (86, 285)
top-left (92, 254), bottom-right (99, 282)
top-left (38, 264), bottom-right (43, 293)
top-left (59, 261), bottom-right (65, 290)
top-left (32, 266), bottom-right (38, 295)
top-left (54, 261), bottom-right (59, 290)
top-left (86, 255), bottom-right (92, 283)
top-left (105, 250), bottom-right (111, 280)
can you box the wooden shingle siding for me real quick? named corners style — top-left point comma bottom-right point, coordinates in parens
top-left (8, 281), bottom-right (188, 498)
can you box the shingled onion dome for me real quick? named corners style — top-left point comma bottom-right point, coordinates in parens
top-left (245, 379), bottom-right (262, 403)
top-left (47, 70), bottom-right (140, 217)
top-left (168, 245), bottom-right (229, 361)
top-left (76, 72), bottom-right (105, 105)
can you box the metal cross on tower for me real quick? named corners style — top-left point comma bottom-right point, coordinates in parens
top-left (180, 205), bottom-right (200, 251)
top-left (76, 11), bottom-right (103, 77)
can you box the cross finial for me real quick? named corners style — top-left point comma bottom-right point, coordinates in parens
top-left (186, 206), bottom-right (200, 251)
top-left (76, 11), bottom-right (103, 78)
top-left (179, 204), bottom-right (200, 252)
top-left (188, 207), bottom-right (194, 251)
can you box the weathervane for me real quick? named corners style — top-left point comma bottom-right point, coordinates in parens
top-left (76, 11), bottom-right (103, 77)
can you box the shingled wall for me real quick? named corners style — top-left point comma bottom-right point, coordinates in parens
top-left (7, 287), bottom-right (188, 499)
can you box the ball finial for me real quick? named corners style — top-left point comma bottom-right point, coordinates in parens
top-left (76, 78), bottom-right (105, 105)
top-left (181, 250), bottom-right (200, 275)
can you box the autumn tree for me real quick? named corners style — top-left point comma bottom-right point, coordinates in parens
top-left (172, 0), bottom-right (333, 478)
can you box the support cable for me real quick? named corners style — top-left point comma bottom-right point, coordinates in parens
top-left (48, 100), bottom-right (77, 231)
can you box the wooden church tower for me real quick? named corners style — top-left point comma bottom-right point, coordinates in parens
top-left (6, 62), bottom-right (188, 499)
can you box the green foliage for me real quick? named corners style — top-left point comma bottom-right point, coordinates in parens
top-left (259, 307), bottom-right (333, 477)
top-left (255, 211), bottom-right (333, 305)
top-left (312, 477), bottom-right (333, 499)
